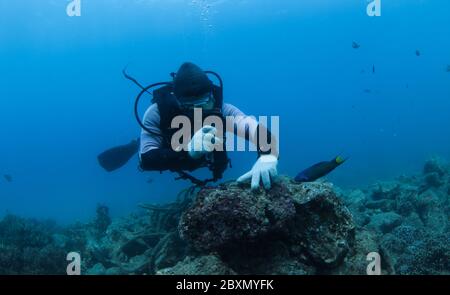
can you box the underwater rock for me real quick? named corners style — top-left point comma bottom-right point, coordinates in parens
top-left (86, 263), bottom-right (106, 275)
top-left (157, 255), bottom-right (236, 275)
top-left (365, 199), bottom-right (395, 212)
top-left (287, 182), bottom-right (355, 268)
top-left (179, 178), bottom-right (355, 271)
top-left (123, 252), bottom-right (152, 274)
top-left (370, 181), bottom-right (402, 200)
top-left (179, 179), bottom-right (297, 252)
top-left (1, 158), bottom-right (448, 275)
top-left (417, 194), bottom-right (448, 233)
top-left (219, 239), bottom-right (316, 275)
top-left (151, 232), bottom-right (187, 272)
top-left (0, 215), bottom-right (68, 275)
top-left (263, 258), bottom-right (314, 275)
top-left (402, 212), bottom-right (424, 228)
top-left (119, 237), bottom-right (149, 258)
top-left (344, 190), bottom-right (368, 225)
top-left (93, 204), bottom-right (111, 237)
top-left (381, 226), bottom-right (450, 275)
top-left (423, 157), bottom-right (447, 176)
top-left (332, 230), bottom-right (393, 275)
top-left (394, 191), bottom-right (416, 216)
top-left (105, 267), bottom-right (125, 275)
top-left (424, 172), bottom-right (444, 188)
top-left (412, 189), bottom-right (449, 233)
top-left (367, 212), bottom-right (403, 234)
top-left (346, 189), bottom-right (366, 206)
top-left (343, 159), bottom-right (450, 275)
top-left (352, 213), bottom-right (371, 227)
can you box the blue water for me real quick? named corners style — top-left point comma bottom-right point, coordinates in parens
top-left (1, 0), bottom-right (449, 223)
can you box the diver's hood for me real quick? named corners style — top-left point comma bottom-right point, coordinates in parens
top-left (173, 62), bottom-right (213, 101)
top-left (132, 63), bottom-right (223, 138)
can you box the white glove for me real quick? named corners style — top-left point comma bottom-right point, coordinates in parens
top-left (237, 154), bottom-right (278, 190)
top-left (187, 125), bottom-right (222, 159)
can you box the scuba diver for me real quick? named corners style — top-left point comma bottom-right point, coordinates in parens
top-left (98, 62), bottom-right (279, 190)
top-left (138, 62), bottom-right (279, 190)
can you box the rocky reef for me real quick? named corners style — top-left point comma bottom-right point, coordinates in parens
top-left (0, 158), bottom-right (448, 275)
top-left (343, 157), bottom-right (450, 274)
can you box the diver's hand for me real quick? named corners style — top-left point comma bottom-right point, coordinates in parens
top-left (237, 155), bottom-right (278, 190)
top-left (188, 125), bottom-right (222, 159)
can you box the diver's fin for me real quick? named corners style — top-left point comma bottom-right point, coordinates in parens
top-left (97, 138), bottom-right (140, 172)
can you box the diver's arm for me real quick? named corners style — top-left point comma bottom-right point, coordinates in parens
top-left (225, 103), bottom-right (279, 190)
top-left (255, 124), bottom-right (279, 158)
top-left (140, 148), bottom-right (202, 171)
top-left (139, 104), bottom-right (202, 171)
top-left (223, 103), bottom-right (279, 158)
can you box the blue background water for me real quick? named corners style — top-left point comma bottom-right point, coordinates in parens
top-left (0, 0), bottom-right (449, 223)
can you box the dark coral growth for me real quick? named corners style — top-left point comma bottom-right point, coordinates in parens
top-left (0, 215), bottom-right (67, 274)
top-left (179, 180), bottom-right (297, 253)
top-left (423, 157), bottom-right (447, 176)
top-left (93, 204), bottom-right (111, 238)
top-left (380, 226), bottom-right (450, 274)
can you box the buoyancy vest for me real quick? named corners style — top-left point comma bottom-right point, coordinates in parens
top-left (152, 83), bottom-right (230, 181)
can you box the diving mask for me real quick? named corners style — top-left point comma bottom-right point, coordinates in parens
top-left (179, 91), bottom-right (214, 109)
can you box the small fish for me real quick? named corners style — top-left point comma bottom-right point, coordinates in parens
top-left (446, 65), bottom-right (450, 72)
top-left (352, 41), bottom-right (360, 49)
top-left (3, 174), bottom-right (12, 182)
top-left (372, 65), bottom-right (375, 74)
top-left (415, 50), bottom-right (421, 57)
top-left (364, 89), bottom-right (372, 94)
top-left (147, 178), bottom-right (154, 184)
top-left (295, 156), bottom-right (347, 183)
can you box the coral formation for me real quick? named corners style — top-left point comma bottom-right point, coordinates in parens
top-left (0, 158), bottom-right (448, 275)
top-left (179, 179), bottom-right (354, 274)
top-left (343, 157), bottom-right (450, 274)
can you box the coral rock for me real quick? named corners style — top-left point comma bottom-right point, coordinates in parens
top-left (368, 212), bottom-right (403, 234)
top-left (287, 182), bottom-right (355, 268)
top-left (157, 255), bottom-right (236, 275)
top-left (179, 178), bottom-right (355, 270)
top-left (179, 180), bottom-right (297, 252)
top-left (423, 157), bottom-right (446, 176)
